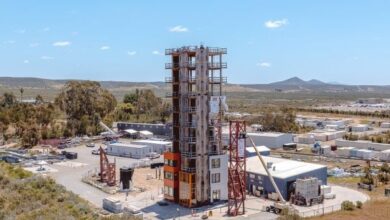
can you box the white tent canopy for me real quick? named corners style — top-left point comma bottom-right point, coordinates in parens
top-left (139, 130), bottom-right (153, 138)
top-left (124, 129), bottom-right (138, 134)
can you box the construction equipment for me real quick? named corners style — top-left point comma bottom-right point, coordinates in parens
top-left (99, 121), bottom-right (121, 141)
top-left (291, 178), bottom-right (324, 206)
top-left (248, 136), bottom-right (296, 214)
top-left (99, 146), bottom-right (116, 186)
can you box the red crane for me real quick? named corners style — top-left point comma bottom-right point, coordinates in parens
top-left (99, 146), bottom-right (116, 186)
top-left (227, 120), bottom-right (247, 216)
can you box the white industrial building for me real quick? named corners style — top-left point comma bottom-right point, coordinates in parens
top-left (309, 130), bottom-right (346, 142)
top-left (337, 147), bottom-right (355, 157)
top-left (335, 139), bottom-right (390, 151)
top-left (350, 124), bottom-right (369, 132)
top-left (295, 134), bottom-right (315, 144)
top-left (107, 142), bottom-right (152, 159)
top-left (320, 145), bottom-right (332, 156)
top-left (209, 154), bottom-right (228, 203)
top-left (323, 120), bottom-right (345, 130)
top-left (246, 156), bottom-right (327, 200)
top-left (246, 132), bottom-right (293, 149)
top-left (222, 131), bottom-right (293, 149)
top-left (356, 149), bottom-right (376, 160)
top-left (131, 139), bottom-right (171, 154)
top-left (381, 122), bottom-right (390, 128)
top-left (246, 146), bottom-right (271, 157)
top-left (380, 149), bottom-right (390, 162)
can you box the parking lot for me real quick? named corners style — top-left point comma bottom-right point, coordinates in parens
top-left (46, 143), bottom-right (163, 207)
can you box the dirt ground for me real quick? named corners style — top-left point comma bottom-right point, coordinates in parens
top-left (131, 167), bottom-right (164, 194)
top-left (310, 179), bottom-right (390, 220)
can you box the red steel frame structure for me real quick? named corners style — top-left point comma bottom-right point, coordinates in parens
top-left (99, 147), bottom-right (116, 186)
top-left (228, 120), bottom-right (246, 216)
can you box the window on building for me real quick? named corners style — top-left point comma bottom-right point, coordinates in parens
top-left (212, 190), bottom-right (221, 201)
top-left (211, 173), bottom-right (220, 183)
top-left (211, 158), bottom-right (221, 169)
top-left (164, 159), bottom-right (176, 167)
top-left (164, 171), bottom-right (173, 180)
top-left (164, 186), bottom-right (174, 197)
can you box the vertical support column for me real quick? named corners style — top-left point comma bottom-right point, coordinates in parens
top-left (195, 46), bottom-right (210, 204)
top-left (228, 120), bottom-right (246, 216)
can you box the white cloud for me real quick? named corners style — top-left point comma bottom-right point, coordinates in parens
top-left (29, 42), bottom-right (39, 47)
top-left (41, 56), bottom-right (54, 60)
top-left (23, 60), bottom-right (29, 64)
top-left (100, 46), bottom-right (110, 50)
top-left (127, 51), bottom-right (137, 56)
top-left (257, 62), bottom-right (271, 68)
top-left (43, 27), bottom-right (50, 32)
top-left (264, 19), bottom-right (288, 29)
top-left (53, 41), bottom-right (71, 47)
top-left (152, 50), bottom-right (162, 55)
top-left (169, 25), bottom-right (189, 32)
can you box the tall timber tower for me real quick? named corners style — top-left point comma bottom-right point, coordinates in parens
top-left (164, 46), bottom-right (228, 207)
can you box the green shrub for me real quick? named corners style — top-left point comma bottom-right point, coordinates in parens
top-left (356, 201), bottom-right (363, 209)
top-left (341, 200), bottom-right (355, 211)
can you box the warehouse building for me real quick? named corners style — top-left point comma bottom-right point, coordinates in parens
top-left (222, 131), bottom-right (293, 149)
top-left (246, 146), bottom-right (270, 157)
top-left (107, 142), bottom-right (151, 159)
top-left (131, 139), bottom-right (171, 154)
top-left (246, 156), bottom-right (327, 200)
top-left (246, 132), bottom-right (293, 149)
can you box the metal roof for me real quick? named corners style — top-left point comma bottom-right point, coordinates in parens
top-left (246, 156), bottom-right (326, 179)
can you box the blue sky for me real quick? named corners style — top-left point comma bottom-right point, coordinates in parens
top-left (1, 0), bottom-right (389, 85)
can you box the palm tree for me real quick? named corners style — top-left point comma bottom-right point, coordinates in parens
top-left (20, 87), bottom-right (24, 102)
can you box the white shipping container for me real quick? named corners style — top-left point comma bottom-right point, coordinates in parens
top-left (337, 147), bottom-right (355, 157)
top-left (320, 185), bottom-right (332, 195)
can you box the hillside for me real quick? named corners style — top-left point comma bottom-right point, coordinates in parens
top-left (239, 77), bottom-right (390, 93)
top-left (1, 76), bottom-right (390, 102)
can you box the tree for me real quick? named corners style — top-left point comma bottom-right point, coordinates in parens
top-left (123, 92), bottom-right (138, 105)
top-left (20, 87), bottom-right (24, 102)
top-left (1, 92), bottom-right (17, 108)
top-left (35, 94), bottom-right (44, 104)
top-left (20, 122), bottom-right (41, 147)
top-left (55, 81), bottom-right (117, 135)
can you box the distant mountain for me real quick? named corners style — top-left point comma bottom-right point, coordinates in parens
top-left (238, 76), bottom-right (390, 93)
top-left (270, 77), bottom-right (307, 86)
top-left (307, 79), bottom-right (326, 85)
top-left (1, 76), bottom-right (390, 99)
top-left (270, 77), bottom-right (326, 86)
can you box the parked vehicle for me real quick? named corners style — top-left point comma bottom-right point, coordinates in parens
top-left (91, 149), bottom-right (100, 155)
top-left (147, 152), bottom-right (160, 159)
top-left (86, 143), bottom-right (95, 148)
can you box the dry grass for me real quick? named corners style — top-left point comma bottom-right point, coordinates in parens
top-left (310, 179), bottom-right (390, 220)
top-left (310, 199), bottom-right (390, 220)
